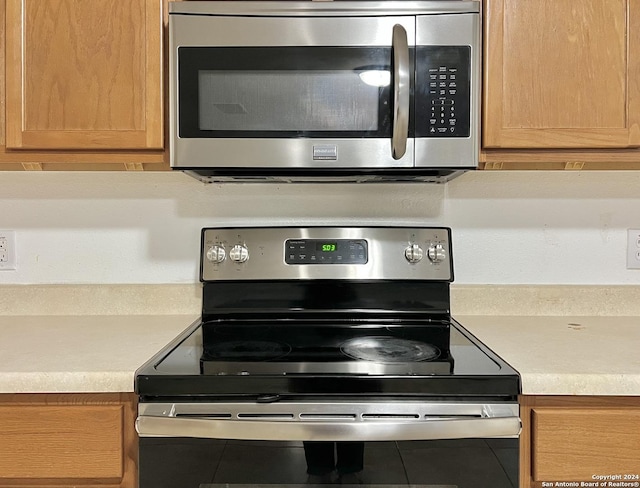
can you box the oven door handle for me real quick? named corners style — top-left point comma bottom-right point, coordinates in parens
top-left (136, 416), bottom-right (521, 441)
top-left (391, 23), bottom-right (410, 160)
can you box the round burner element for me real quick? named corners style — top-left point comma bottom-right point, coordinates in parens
top-left (206, 340), bottom-right (291, 361)
top-left (340, 337), bottom-right (440, 363)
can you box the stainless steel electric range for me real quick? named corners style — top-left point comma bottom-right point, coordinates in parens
top-left (135, 226), bottom-right (521, 488)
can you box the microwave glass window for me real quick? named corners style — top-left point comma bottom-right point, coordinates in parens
top-left (198, 70), bottom-right (380, 132)
top-left (178, 47), bottom-right (402, 138)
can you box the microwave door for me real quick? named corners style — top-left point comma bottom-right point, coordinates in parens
top-left (170, 14), bottom-right (416, 170)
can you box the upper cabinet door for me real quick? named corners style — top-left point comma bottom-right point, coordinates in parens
top-left (5, 0), bottom-right (163, 150)
top-left (483, 0), bottom-right (640, 149)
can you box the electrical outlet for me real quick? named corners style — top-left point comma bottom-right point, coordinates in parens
top-left (0, 230), bottom-right (16, 270)
top-left (627, 229), bottom-right (640, 270)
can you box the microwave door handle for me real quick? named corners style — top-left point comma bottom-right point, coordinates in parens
top-left (391, 24), bottom-right (410, 160)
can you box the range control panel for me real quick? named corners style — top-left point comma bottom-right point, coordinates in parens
top-left (201, 227), bottom-right (453, 282)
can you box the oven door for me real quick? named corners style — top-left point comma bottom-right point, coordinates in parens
top-left (137, 401), bottom-right (520, 488)
top-left (170, 13), bottom-right (415, 170)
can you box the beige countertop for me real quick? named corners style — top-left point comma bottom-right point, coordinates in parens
top-left (0, 314), bottom-right (198, 393)
top-left (0, 313), bottom-right (639, 396)
top-left (1, 285), bottom-right (640, 396)
top-left (456, 315), bottom-right (640, 396)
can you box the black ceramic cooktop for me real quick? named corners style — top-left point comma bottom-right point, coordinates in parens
top-left (199, 320), bottom-right (454, 376)
top-left (135, 318), bottom-right (520, 400)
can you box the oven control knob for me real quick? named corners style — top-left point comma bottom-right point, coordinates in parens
top-left (427, 244), bottom-right (447, 263)
top-left (404, 244), bottom-right (424, 263)
top-left (207, 245), bottom-right (227, 263)
top-left (229, 244), bottom-right (249, 263)
top-left (206, 245), bottom-right (226, 263)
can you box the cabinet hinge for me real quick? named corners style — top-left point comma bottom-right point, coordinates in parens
top-left (564, 162), bottom-right (585, 170)
top-left (484, 162), bottom-right (504, 170)
top-left (124, 163), bottom-right (145, 171)
top-left (22, 163), bottom-right (43, 171)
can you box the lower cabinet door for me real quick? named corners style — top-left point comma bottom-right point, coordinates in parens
top-left (0, 393), bottom-right (137, 488)
top-left (524, 397), bottom-right (640, 484)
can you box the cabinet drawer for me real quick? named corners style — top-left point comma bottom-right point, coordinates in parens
top-left (0, 405), bottom-right (124, 480)
top-left (532, 408), bottom-right (640, 480)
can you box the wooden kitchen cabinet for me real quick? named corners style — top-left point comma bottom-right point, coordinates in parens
top-left (0, 393), bottom-right (137, 487)
top-left (0, 0), bottom-right (167, 170)
top-left (520, 396), bottom-right (640, 488)
top-left (482, 0), bottom-right (640, 169)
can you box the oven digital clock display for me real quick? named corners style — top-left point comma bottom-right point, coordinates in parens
top-left (286, 239), bottom-right (367, 265)
top-left (317, 242), bottom-right (337, 252)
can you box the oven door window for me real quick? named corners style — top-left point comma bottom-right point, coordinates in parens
top-left (177, 47), bottom-right (401, 138)
top-left (139, 438), bottom-right (518, 488)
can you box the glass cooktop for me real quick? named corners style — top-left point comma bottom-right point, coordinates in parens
top-left (135, 319), bottom-right (520, 399)
top-left (199, 320), bottom-right (453, 376)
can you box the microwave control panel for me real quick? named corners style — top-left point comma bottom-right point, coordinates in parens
top-left (416, 46), bottom-right (471, 138)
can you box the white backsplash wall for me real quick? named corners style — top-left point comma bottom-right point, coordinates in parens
top-left (446, 171), bottom-right (640, 284)
top-left (0, 170), bottom-right (639, 285)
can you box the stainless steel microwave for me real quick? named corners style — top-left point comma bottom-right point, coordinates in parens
top-left (169, 1), bottom-right (481, 183)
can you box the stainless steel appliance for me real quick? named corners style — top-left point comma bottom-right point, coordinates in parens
top-left (169, 2), bottom-right (481, 182)
top-left (135, 226), bottom-right (521, 488)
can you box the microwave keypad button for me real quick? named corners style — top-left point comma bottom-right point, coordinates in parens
top-left (427, 99), bottom-right (457, 132)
